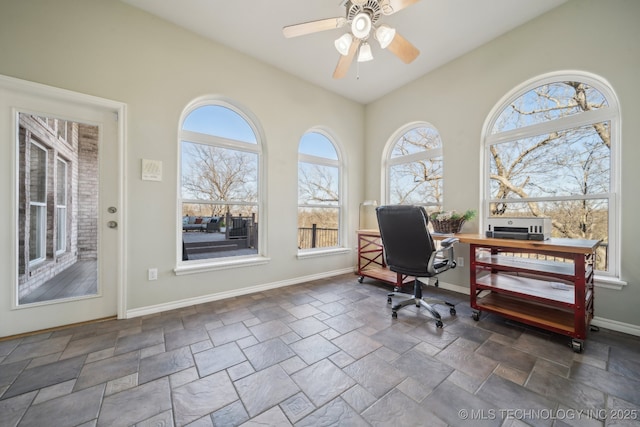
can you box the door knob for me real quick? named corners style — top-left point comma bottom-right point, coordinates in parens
top-left (107, 221), bottom-right (118, 229)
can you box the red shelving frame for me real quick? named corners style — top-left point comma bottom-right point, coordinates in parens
top-left (462, 235), bottom-right (599, 352)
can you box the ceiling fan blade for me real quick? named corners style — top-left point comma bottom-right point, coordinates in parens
top-left (379, 0), bottom-right (421, 15)
top-left (283, 17), bottom-right (346, 38)
top-left (333, 39), bottom-right (361, 79)
top-left (386, 32), bottom-right (420, 63)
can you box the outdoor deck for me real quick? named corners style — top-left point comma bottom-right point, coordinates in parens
top-left (182, 231), bottom-right (257, 260)
top-left (19, 259), bottom-right (98, 305)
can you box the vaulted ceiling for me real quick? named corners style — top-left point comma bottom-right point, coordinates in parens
top-left (121, 0), bottom-right (567, 104)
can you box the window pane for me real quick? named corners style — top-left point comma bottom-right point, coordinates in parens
top-left (57, 159), bottom-right (66, 202)
top-left (297, 207), bottom-right (339, 249)
top-left (298, 162), bottom-right (339, 205)
top-left (181, 141), bottom-right (258, 202)
top-left (389, 158), bottom-right (442, 206)
top-left (182, 203), bottom-right (258, 260)
top-left (56, 206), bottom-right (66, 252)
top-left (183, 105), bottom-right (257, 144)
top-left (492, 82), bottom-right (608, 134)
top-left (489, 122), bottom-right (610, 199)
top-left (299, 132), bottom-right (338, 159)
top-left (29, 205), bottom-right (45, 262)
top-left (489, 199), bottom-right (608, 270)
top-left (391, 126), bottom-right (441, 158)
top-left (30, 144), bottom-right (47, 203)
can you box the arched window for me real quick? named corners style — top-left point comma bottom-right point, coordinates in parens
top-left (179, 101), bottom-right (262, 263)
top-left (483, 72), bottom-right (620, 277)
top-left (384, 123), bottom-right (443, 214)
top-left (297, 131), bottom-right (342, 251)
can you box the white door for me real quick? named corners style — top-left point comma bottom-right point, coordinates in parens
top-left (0, 75), bottom-right (125, 337)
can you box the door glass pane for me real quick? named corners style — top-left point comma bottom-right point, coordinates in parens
top-left (19, 113), bottom-right (99, 305)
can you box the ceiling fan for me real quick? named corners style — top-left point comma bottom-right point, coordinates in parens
top-left (283, 0), bottom-right (421, 79)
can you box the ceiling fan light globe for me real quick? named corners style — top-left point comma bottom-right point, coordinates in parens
top-left (351, 13), bottom-right (372, 39)
top-left (334, 33), bottom-right (354, 56)
top-left (357, 42), bottom-right (374, 62)
top-left (375, 24), bottom-right (396, 49)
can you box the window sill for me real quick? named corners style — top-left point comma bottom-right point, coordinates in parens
top-left (174, 255), bottom-right (270, 276)
top-left (595, 275), bottom-right (627, 290)
top-left (297, 247), bottom-right (352, 260)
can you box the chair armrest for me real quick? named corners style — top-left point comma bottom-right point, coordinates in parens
top-left (428, 238), bottom-right (458, 274)
top-left (440, 237), bottom-right (459, 248)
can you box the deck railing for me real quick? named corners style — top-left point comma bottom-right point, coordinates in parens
top-left (298, 225), bottom-right (338, 249)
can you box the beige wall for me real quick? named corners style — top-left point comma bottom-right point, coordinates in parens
top-left (1, 0), bottom-right (638, 331)
top-left (365, 0), bottom-right (640, 327)
top-left (0, 0), bottom-right (364, 315)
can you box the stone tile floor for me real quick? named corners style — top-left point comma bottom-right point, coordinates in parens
top-left (1, 273), bottom-right (639, 426)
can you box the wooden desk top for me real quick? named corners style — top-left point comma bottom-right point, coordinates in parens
top-left (357, 229), bottom-right (600, 254)
top-left (452, 234), bottom-right (600, 254)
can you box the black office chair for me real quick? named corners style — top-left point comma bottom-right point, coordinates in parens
top-left (376, 205), bottom-right (459, 327)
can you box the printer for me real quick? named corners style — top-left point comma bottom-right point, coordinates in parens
top-left (485, 217), bottom-right (551, 241)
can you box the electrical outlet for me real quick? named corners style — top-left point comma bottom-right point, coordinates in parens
top-left (148, 268), bottom-right (158, 281)
top-left (457, 257), bottom-right (464, 267)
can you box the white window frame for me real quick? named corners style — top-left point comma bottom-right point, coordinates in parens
top-left (296, 129), bottom-right (348, 258)
top-left (175, 97), bottom-right (268, 275)
top-left (56, 157), bottom-right (67, 254)
top-left (382, 121), bottom-right (444, 210)
top-left (481, 70), bottom-right (623, 287)
top-left (29, 141), bottom-right (48, 266)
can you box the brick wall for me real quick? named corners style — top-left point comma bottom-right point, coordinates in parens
top-left (77, 124), bottom-right (99, 260)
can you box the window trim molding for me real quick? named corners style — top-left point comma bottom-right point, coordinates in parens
top-left (480, 70), bottom-right (622, 282)
top-left (381, 121), bottom-right (444, 207)
top-left (28, 140), bottom-right (48, 266)
top-left (296, 127), bottom-right (347, 253)
top-left (176, 95), bottom-right (267, 270)
top-left (55, 157), bottom-right (68, 254)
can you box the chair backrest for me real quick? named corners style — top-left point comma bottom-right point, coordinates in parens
top-left (376, 205), bottom-right (436, 277)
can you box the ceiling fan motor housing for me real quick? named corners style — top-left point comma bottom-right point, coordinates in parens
top-left (347, 0), bottom-right (382, 40)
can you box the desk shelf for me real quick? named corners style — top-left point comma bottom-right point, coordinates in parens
top-left (464, 235), bottom-right (599, 353)
top-left (475, 273), bottom-right (576, 307)
top-left (475, 293), bottom-right (575, 334)
top-left (356, 230), bottom-right (413, 288)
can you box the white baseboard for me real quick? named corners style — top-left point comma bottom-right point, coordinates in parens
top-left (591, 316), bottom-right (640, 337)
top-left (434, 280), bottom-right (470, 295)
top-left (125, 267), bottom-right (354, 319)
top-left (126, 269), bottom-right (640, 337)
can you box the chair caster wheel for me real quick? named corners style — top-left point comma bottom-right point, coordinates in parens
top-left (436, 320), bottom-right (443, 328)
top-left (358, 276), bottom-right (364, 283)
top-left (472, 311), bottom-right (480, 321)
top-left (392, 311), bottom-right (398, 319)
top-left (450, 308), bottom-right (456, 316)
top-left (387, 297), bottom-right (392, 304)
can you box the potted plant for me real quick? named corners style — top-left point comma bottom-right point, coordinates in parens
top-left (429, 209), bottom-right (476, 234)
